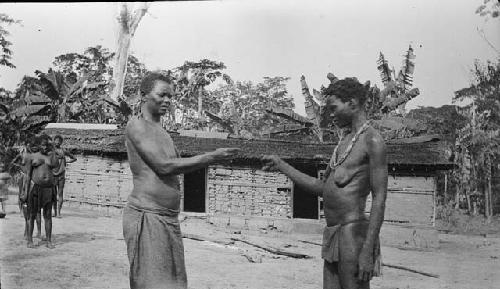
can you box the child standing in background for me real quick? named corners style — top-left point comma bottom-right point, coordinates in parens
top-left (0, 160), bottom-right (11, 218)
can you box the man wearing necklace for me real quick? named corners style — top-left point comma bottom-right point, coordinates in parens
top-left (123, 72), bottom-right (239, 289)
top-left (262, 77), bottom-right (387, 289)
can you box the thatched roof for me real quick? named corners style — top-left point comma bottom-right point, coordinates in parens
top-left (44, 127), bottom-right (454, 170)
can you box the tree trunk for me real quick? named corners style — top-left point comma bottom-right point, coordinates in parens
top-left (444, 172), bottom-right (448, 203)
top-left (110, 3), bottom-right (148, 102)
top-left (466, 192), bottom-right (472, 214)
top-left (455, 184), bottom-right (460, 209)
top-left (197, 86), bottom-right (203, 118)
top-left (488, 174), bottom-right (493, 218)
top-left (486, 161), bottom-right (493, 220)
top-left (111, 33), bottom-right (131, 102)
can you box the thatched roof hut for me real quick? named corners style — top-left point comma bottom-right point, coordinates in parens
top-left (45, 127), bottom-right (453, 171)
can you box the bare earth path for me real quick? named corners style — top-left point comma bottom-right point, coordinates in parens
top-left (1, 201), bottom-right (499, 289)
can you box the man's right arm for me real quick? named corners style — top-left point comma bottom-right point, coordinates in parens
top-left (262, 155), bottom-right (324, 196)
top-left (126, 120), bottom-right (238, 177)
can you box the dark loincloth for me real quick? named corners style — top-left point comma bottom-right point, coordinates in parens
top-left (27, 183), bottom-right (55, 217)
top-left (322, 219), bottom-right (382, 276)
top-left (122, 203), bottom-right (187, 289)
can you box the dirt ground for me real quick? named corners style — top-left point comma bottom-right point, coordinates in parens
top-left (1, 199), bottom-right (499, 289)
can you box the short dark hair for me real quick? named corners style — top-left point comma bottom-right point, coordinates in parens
top-left (37, 133), bottom-right (51, 143)
top-left (54, 135), bottom-right (63, 142)
top-left (139, 72), bottom-right (172, 97)
top-left (323, 77), bottom-right (367, 106)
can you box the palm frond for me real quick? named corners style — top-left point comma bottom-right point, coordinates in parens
top-left (377, 52), bottom-right (392, 84)
top-left (399, 45), bottom-right (416, 90)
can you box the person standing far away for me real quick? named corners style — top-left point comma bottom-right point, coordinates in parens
top-left (51, 135), bottom-right (77, 218)
top-left (0, 159), bottom-right (11, 218)
top-left (25, 134), bottom-right (58, 249)
top-left (262, 77), bottom-right (388, 289)
top-left (123, 72), bottom-right (240, 289)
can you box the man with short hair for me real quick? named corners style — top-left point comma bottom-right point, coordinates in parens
top-left (263, 77), bottom-right (387, 289)
top-left (26, 134), bottom-right (57, 248)
top-left (123, 72), bottom-right (239, 289)
top-left (52, 134), bottom-right (77, 218)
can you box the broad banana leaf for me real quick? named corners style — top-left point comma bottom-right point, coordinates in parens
top-left (11, 105), bottom-right (48, 118)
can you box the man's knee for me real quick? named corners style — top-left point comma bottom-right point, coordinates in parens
top-left (43, 205), bottom-right (52, 219)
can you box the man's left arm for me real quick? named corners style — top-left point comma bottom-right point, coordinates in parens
top-left (64, 149), bottom-right (77, 163)
top-left (358, 132), bottom-right (388, 282)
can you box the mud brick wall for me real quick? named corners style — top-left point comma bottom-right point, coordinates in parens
top-left (66, 155), bottom-right (184, 207)
top-left (366, 175), bottom-right (436, 226)
top-left (207, 166), bottom-right (293, 218)
top-left (65, 155), bottom-right (133, 205)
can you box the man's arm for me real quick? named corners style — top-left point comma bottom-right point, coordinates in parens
top-left (64, 149), bottom-right (77, 164)
top-left (126, 119), bottom-right (238, 177)
top-left (262, 155), bottom-right (324, 196)
top-left (358, 132), bottom-right (388, 282)
top-left (26, 158), bottom-right (33, 185)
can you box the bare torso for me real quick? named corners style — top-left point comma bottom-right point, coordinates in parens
top-left (323, 128), bottom-right (375, 226)
top-left (30, 152), bottom-right (56, 187)
top-left (126, 118), bottom-right (181, 211)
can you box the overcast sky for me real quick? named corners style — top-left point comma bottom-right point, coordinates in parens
top-left (0, 0), bottom-right (498, 114)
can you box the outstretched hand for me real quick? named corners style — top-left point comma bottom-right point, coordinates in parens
top-left (213, 148), bottom-right (240, 160)
top-left (261, 155), bottom-right (282, 171)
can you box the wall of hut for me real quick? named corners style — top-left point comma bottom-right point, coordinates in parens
top-left (65, 154), bottom-right (436, 227)
top-left (207, 166), bottom-right (293, 218)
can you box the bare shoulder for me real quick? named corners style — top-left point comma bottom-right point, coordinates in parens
top-left (364, 127), bottom-right (386, 153)
top-left (125, 117), bottom-right (147, 138)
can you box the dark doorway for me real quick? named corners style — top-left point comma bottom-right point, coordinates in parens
top-left (293, 165), bottom-right (319, 219)
top-left (183, 168), bottom-right (206, 213)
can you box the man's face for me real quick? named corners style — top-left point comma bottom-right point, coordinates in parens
top-left (39, 140), bottom-right (49, 154)
top-left (30, 144), bottom-right (39, 153)
top-left (324, 95), bottom-right (354, 128)
top-left (54, 138), bottom-right (62, 148)
top-left (145, 80), bottom-right (174, 116)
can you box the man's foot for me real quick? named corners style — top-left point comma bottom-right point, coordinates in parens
top-left (56, 215), bottom-right (62, 219)
top-left (41, 236), bottom-right (47, 241)
top-left (36, 233), bottom-right (42, 239)
top-left (46, 242), bottom-right (55, 249)
top-left (27, 242), bottom-right (35, 248)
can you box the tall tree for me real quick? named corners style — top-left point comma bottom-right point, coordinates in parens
top-left (110, 2), bottom-right (149, 102)
top-left (176, 59), bottom-right (232, 118)
top-left (206, 77), bottom-right (296, 137)
top-left (453, 59), bottom-right (500, 217)
top-left (52, 46), bottom-right (149, 124)
top-left (0, 13), bottom-right (21, 69)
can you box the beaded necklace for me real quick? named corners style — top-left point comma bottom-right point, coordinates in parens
top-left (329, 121), bottom-right (371, 169)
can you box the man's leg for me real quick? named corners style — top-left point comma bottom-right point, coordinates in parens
top-left (324, 260), bottom-right (342, 289)
top-left (56, 177), bottom-right (64, 218)
top-left (338, 222), bottom-right (370, 289)
top-left (23, 203), bottom-right (28, 239)
top-left (43, 202), bottom-right (54, 249)
top-left (27, 212), bottom-right (36, 248)
top-left (18, 177), bottom-right (24, 214)
top-left (36, 212), bottom-right (42, 239)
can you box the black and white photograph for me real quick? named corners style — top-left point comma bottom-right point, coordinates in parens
top-left (0, 1), bottom-right (499, 288)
